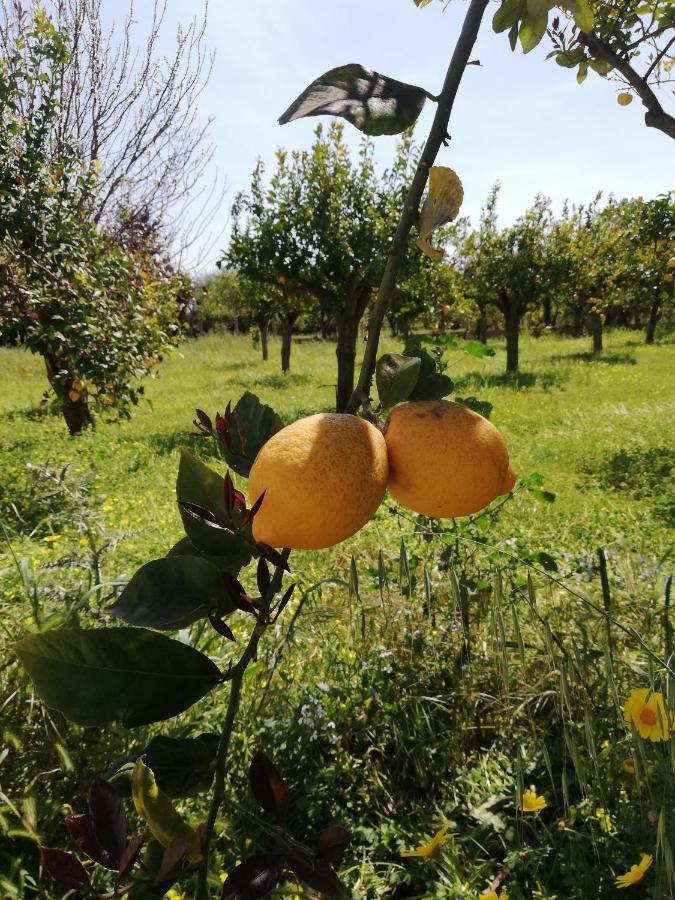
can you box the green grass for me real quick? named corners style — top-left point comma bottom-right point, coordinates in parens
top-left (1, 329), bottom-right (674, 899)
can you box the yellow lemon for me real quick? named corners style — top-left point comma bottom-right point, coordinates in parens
top-left (617, 92), bottom-right (633, 106)
top-left (68, 389), bottom-right (81, 402)
top-left (249, 413), bottom-right (388, 549)
top-left (667, 257), bottom-right (675, 270)
top-left (384, 400), bottom-right (515, 518)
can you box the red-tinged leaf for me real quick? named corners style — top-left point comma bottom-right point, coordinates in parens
top-left (249, 751), bottom-right (289, 822)
top-left (209, 616), bottom-right (236, 641)
top-left (241, 490), bottom-right (266, 528)
top-left (318, 825), bottom-right (352, 863)
top-left (155, 837), bottom-right (187, 882)
top-left (234, 488), bottom-right (246, 511)
top-left (118, 834), bottom-right (145, 879)
top-left (88, 776), bottom-right (127, 865)
top-left (216, 407), bottom-right (231, 449)
top-left (194, 409), bottom-right (213, 434)
top-left (220, 854), bottom-right (285, 900)
top-left (179, 500), bottom-right (229, 531)
top-left (65, 813), bottom-right (113, 869)
top-left (224, 472), bottom-right (236, 516)
top-left (286, 846), bottom-right (346, 898)
top-left (256, 543), bottom-right (291, 572)
top-left (40, 846), bottom-right (92, 893)
top-left (257, 558), bottom-right (271, 599)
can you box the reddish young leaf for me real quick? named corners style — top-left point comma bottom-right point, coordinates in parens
top-left (40, 846), bottom-right (92, 893)
top-left (220, 854), bottom-right (285, 900)
top-left (249, 751), bottom-right (289, 822)
top-left (318, 824), bottom-right (352, 863)
top-left (194, 409), bottom-right (213, 434)
top-left (241, 489), bottom-right (266, 528)
top-left (224, 472), bottom-right (236, 516)
top-left (234, 410), bottom-right (247, 451)
top-left (155, 837), bottom-right (187, 882)
top-left (118, 834), bottom-right (145, 879)
top-left (88, 776), bottom-right (127, 865)
top-left (286, 846), bottom-right (346, 898)
top-left (65, 812), bottom-right (113, 869)
top-left (256, 557), bottom-right (271, 599)
top-left (179, 501), bottom-right (229, 530)
top-left (209, 615), bottom-right (236, 641)
top-left (256, 543), bottom-right (291, 572)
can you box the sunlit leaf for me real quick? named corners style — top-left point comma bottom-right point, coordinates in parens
top-left (561, 0), bottom-right (594, 31)
top-left (279, 64), bottom-right (428, 136)
top-left (519, 11), bottom-right (549, 52)
top-left (493, 0), bottom-right (525, 33)
top-left (417, 167), bottom-right (463, 261)
top-left (132, 758), bottom-right (202, 864)
top-left (14, 628), bottom-right (221, 727)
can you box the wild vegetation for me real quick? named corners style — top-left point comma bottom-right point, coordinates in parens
top-left (0, 0), bottom-right (674, 898)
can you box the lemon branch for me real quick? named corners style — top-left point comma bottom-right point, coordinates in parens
top-left (345, 0), bottom-right (490, 415)
top-left (195, 548), bottom-right (291, 899)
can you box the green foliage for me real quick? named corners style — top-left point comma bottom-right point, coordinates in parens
top-left (0, 6), bottom-right (182, 432)
top-left (375, 353), bottom-right (421, 411)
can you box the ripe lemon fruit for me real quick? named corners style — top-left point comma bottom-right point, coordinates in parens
top-left (248, 413), bottom-right (388, 549)
top-left (668, 257), bottom-right (675, 270)
top-left (384, 400), bottom-right (515, 518)
top-left (617, 92), bottom-right (633, 106)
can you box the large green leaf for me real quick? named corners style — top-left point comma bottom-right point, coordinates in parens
top-left (176, 452), bottom-right (253, 566)
top-left (107, 557), bottom-right (235, 631)
top-left (519, 11), bottom-right (549, 52)
top-left (279, 64), bottom-right (427, 137)
top-left (106, 733), bottom-right (220, 798)
top-left (14, 628), bottom-right (221, 727)
top-left (404, 348), bottom-right (454, 401)
top-left (562, 0), bottom-right (594, 31)
top-left (493, 0), bottom-right (524, 33)
top-left (376, 353), bottom-right (420, 412)
top-left (220, 391), bottom-right (283, 477)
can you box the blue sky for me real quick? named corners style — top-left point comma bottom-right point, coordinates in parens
top-left (152, 0), bottom-right (674, 272)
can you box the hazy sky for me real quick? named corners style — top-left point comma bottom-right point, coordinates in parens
top-left (147, 0), bottom-right (673, 272)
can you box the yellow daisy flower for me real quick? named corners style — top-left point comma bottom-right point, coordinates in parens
top-left (483, 890), bottom-right (509, 899)
top-left (521, 790), bottom-right (546, 813)
top-left (401, 822), bottom-right (455, 858)
top-left (615, 853), bottom-right (653, 889)
top-left (623, 688), bottom-right (672, 742)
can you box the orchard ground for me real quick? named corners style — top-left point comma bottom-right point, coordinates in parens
top-left (1, 329), bottom-right (674, 898)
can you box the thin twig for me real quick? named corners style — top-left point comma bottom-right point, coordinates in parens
top-left (195, 548), bottom-right (291, 899)
top-left (345, 0), bottom-right (490, 414)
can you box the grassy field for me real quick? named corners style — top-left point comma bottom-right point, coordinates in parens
top-left (0, 329), bottom-right (674, 899)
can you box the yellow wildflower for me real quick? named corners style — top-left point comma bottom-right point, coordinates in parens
top-left (483, 890), bottom-right (509, 899)
top-left (623, 688), bottom-right (672, 742)
top-left (615, 853), bottom-right (653, 889)
top-left (42, 534), bottom-right (62, 543)
top-left (595, 808), bottom-right (613, 833)
top-left (401, 822), bottom-right (455, 858)
top-left (622, 758), bottom-right (636, 775)
top-left (521, 790), bottom-right (546, 813)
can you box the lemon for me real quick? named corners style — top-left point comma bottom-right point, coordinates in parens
top-left (249, 413), bottom-right (388, 549)
top-left (384, 400), bottom-right (515, 518)
top-left (617, 92), bottom-right (633, 106)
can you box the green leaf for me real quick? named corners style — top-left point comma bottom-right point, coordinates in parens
top-left (493, 0), bottom-right (524, 33)
top-left (404, 347), bottom-right (454, 402)
top-left (519, 11), bottom-right (549, 52)
top-left (463, 340), bottom-right (495, 359)
top-left (166, 537), bottom-right (244, 573)
top-left (576, 60), bottom-right (588, 84)
top-left (14, 628), bottom-right (221, 727)
top-left (555, 46), bottom-right (585, 67)
top-left (376, 353), bottom-right (421, 411)
top-left (107, 557), bottom-right (234, 631)
top-left (526, 0), bottom-right (553, 15)
top-left (455, 396), bottom-right (494, 419)
top-left (561, 0), bottom-right (594, 31)
top-left (132, 758), bottom-right (201, 863)
top-left (176, 452), bottom-right (253, 567)
top-left (106, 734), bottom-right (219, 798)
top-left (414, 0), bottom-right (434, 6)
top-left (588, 58), bottom-right (613, 76)
top-left (222, 391), bottom-right (283, 477)
top-left (278, 64), bottom-right (427, 136)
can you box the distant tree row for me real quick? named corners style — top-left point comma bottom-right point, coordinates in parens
top-left (212, 124), bottom-right (673, 405)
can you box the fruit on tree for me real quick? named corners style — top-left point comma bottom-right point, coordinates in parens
top-left (249, 413), bottom-right (389, 549)
top-left (384, 399), bottom-right (515, 518)
top-left (617, 92), bottom-right (633, 106)
top-left (668, 257), bottom-right (675, 270)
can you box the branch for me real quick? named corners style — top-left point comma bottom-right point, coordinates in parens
top-left (345, 0), bottom-right (490, 414)
top-left (578, 30), bottom-right (675, 140)
top-left (195, 548), bottom-right (291, 900)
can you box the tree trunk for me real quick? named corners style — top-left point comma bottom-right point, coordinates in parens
top-left (572, 304), bottom-right (583, 337)
top-left (504, 301), bottom-right (520, 373)
top-left (542, 297), bottom-right (553, 328)
top-left (335, 284), bottom-right (371, 413)
top-left (44, 355), bottom-right (93, 435)
top-left (590, 311), bottom-right (603, 353)
top-left (645, 297), bottom-right (661, 345)
top-left (280, 315), bottom-right (293, 373)
top-left (475, 308), bottom-right (488, 343)
top-left (260, 319), bottom-right (269, 361)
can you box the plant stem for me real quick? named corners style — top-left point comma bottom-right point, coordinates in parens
top-left (345, 0), bottom-right (490, 414)
top-left (195, 549), bottom-right (290, 899)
